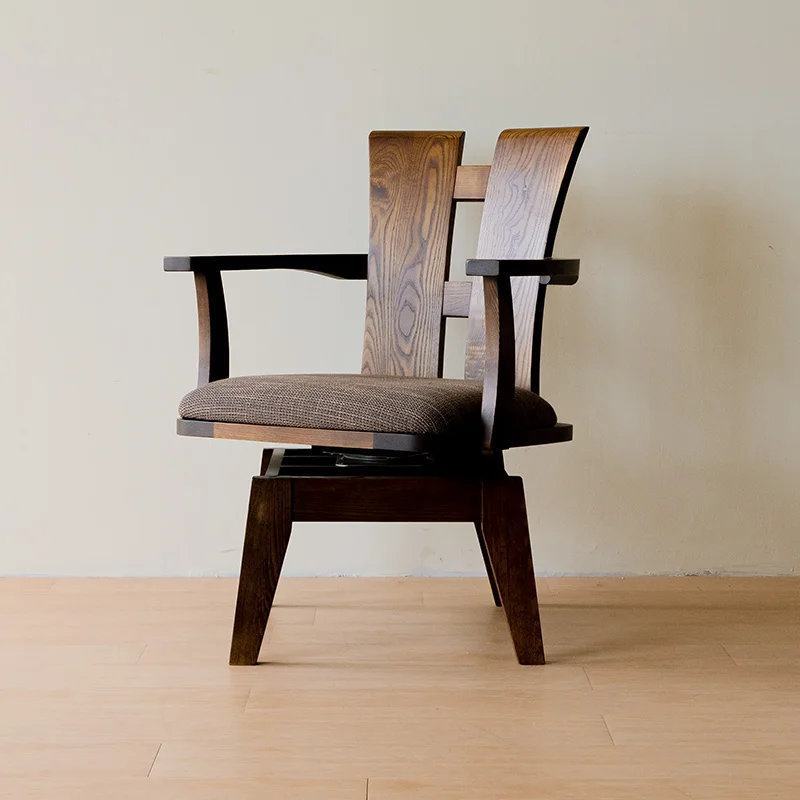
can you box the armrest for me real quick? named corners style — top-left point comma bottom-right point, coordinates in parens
top-left (167, 253), bottom-right (367, 388)
top-left (164, 253), bottom-right (368, 280)
top-left (465, 257), bottom-right (579, 285)
top-left (477, 260), bottom-right (573, 449)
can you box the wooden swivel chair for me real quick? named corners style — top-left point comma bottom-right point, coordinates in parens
top-left (166, 127), bottom-right (588, 665)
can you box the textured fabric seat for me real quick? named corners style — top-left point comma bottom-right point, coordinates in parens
top-left (179, 374), bottom-right (557, 437)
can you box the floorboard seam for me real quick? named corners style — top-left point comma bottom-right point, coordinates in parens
top-left (146, 743), bottom-right (163, 778)
top-left (601, 714), bottom-right (616, 745)
top-left (720, 643), bottom-right (739, 666)
top-left (582, 666), bottom-right (594, 689)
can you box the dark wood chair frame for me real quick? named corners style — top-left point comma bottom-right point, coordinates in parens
top-left (165, 128), bottom-right (588, 665)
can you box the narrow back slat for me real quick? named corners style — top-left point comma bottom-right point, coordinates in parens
top-left (362, 131), bottom-right (464, 377)
top-left (442, 280), bottom-right (472, 318)
top-left (453, 165), bottom-right (490, 201)
top-left (464, 128), bottom-right (588, 389)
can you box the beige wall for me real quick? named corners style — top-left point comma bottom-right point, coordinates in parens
top-left (2, 0), bottom-right (799, 576)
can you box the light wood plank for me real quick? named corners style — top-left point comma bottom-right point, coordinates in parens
top-left (2, 577), bottom-right (800, 797)
top-left (0, 778), bottom-right (366, 799)
top-left (0, 742), bottom-right (160, 778)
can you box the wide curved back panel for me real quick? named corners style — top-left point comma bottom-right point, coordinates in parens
top-left (465, 128), bottom-right (588, 390)
top-left (361, 131), bottom-right (464, 378)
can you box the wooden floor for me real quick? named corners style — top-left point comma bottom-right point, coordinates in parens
top-left (1, 577), bottom-right (799, 798)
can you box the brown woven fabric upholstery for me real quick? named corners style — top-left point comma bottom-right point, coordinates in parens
top-left (179, 374), bottom-right (557, 437)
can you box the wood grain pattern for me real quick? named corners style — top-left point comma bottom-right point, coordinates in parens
top-left (194, 270), bottom-right (229, 386)
top-left (362, 131), bottom-right (463, 378)
top-left (229, 477), bottom-right (292, 665)
top-left (480, 475), bottom-right (545, 664)
top-left (453, 165), bottom-right (490, 200)
top-left (465, 127), bottom-right (588, 390)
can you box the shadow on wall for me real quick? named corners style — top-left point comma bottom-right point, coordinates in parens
top-left (508, 157), bottom-right (800, 576)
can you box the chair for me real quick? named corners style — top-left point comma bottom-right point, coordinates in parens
top-left (165, 127), bottom-right (588, 665)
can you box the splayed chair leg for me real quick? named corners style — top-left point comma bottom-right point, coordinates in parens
top-left (480, 476), bottom-right (544, 665)
top-left (229, 477), bottom-right (292, 666)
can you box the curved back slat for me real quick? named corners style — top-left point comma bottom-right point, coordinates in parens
top-left (362, 131), bottom-right (464, 377)
top-left (464, 128), bottom-right (588, 390)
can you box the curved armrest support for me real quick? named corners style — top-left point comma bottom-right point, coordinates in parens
top-left (193, 271), bottom-right (229, 387)
top-left (480, 275), bottom-right (516, 450)
top-left (466, 257), bottom-right (579, 285)
top-left (164, 253), bottom-right (368, 280)
top-left (165, 253), bottom-right (368, 387)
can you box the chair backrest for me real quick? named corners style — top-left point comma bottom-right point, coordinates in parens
top-left (361, 127), bottom-right (588, 393)
top-left (362, 131), bottom-right (464, 378)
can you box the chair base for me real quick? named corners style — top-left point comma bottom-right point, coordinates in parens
top-left (229, 448), bottom-right (545, 666)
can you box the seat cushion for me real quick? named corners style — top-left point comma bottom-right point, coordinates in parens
top-left (179, 374), bottom-right (557, 438)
